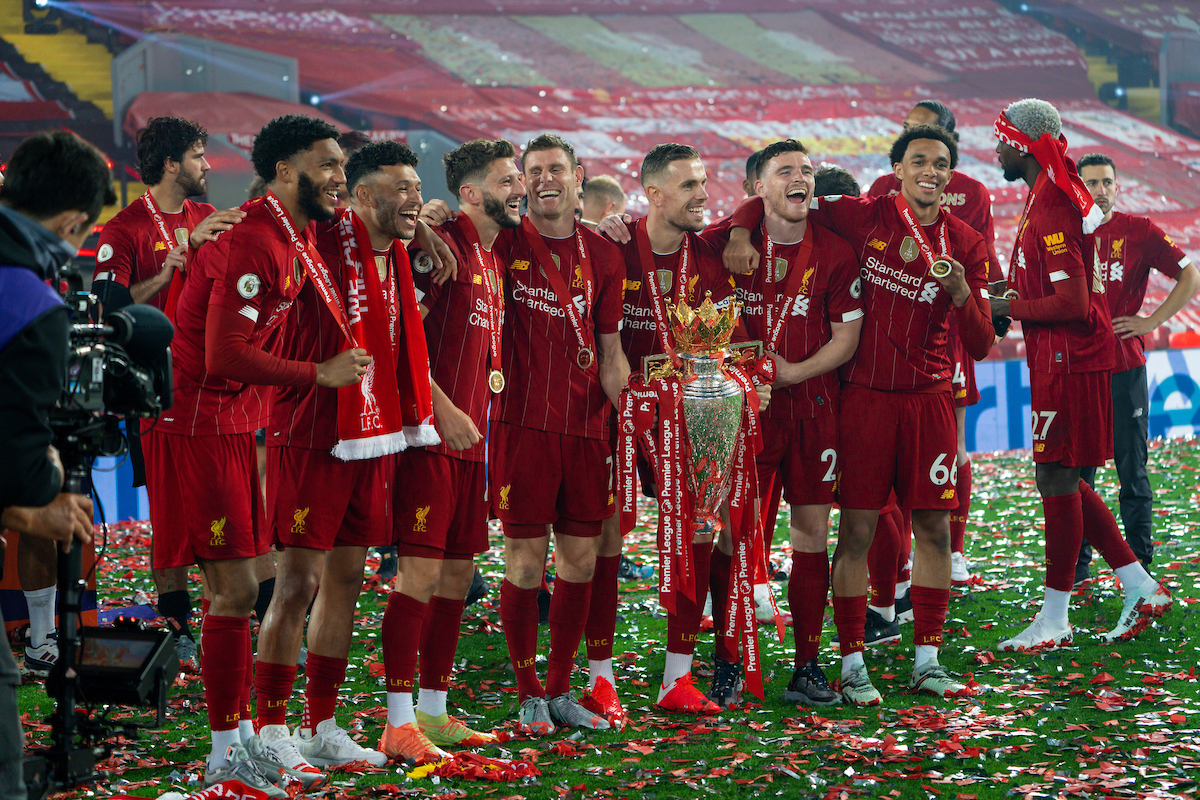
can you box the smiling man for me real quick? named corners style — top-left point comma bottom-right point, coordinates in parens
top-left (380, 138), bottom-right (524, 762)
top-left (252, 141), bottom-right (449, 778)
top-left (146, 115), bottom-right (373, 794)
top-left (728, 138), bottom-right (863, 708)
top-left (990, 101), bottom-right (1173, 652)
top-left (724, 125), bottom-right (993, 705)
top-left (493, 134), bottom-right (629, 736)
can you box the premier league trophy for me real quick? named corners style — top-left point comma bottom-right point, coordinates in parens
top-left (617, 293), bottom-right (773, 697)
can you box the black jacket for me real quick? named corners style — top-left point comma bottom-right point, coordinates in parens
top-left (0, 205), bottom-right (73, 509)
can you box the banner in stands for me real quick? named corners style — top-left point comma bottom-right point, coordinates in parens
top-left (967, 348), bottom-right (1200, 453)
top-left (1040, 0), bottom-right (1200, 56)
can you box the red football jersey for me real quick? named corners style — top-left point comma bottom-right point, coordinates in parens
top-left (1091, 211), bottom-right (1191, 371)
top-left (409, 216), bottom-right (503, 463)
top-left (733, 222), bottom-right (864, 420)
top-left (616, 220), bottom-right (735, 369)
top-left (1009, 171), bottom-right (1114, 374)
top-left (796, 194), bottom-right (991, 392)
top-left (867, 171), bottom-right (1001, 282)
top-left (159, 197), bottom-right (309, 436)
top-left (268, 217), bottom-right (408, 451)
top-left (93, 197), bottom-right (215, 312)
top-left (497, 222), bottom-right (624, 440)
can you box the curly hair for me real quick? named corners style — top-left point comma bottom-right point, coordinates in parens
top-left (250, 114), bottom-right (341, 184)
top-left (521, 133), bottom-right (577, 171)
top-left (889, 124), bottom-right (959, 170)
top-left (135, 116), bottom-right (208, 186)
top-left (1004, 98), bottom-right (1062, 141)
top-left (345, 141), bottom-right (419, 192)
top-left (1, 131), bottom-right (114, 223)
top-left (444, 139), bottom-right (516, 199)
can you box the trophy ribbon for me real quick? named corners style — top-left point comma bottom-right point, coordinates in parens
top-left (617, 375), bottom-right (694, 615)
top-left (893, 193), bottom-right (951, 280)
top-left (634, 218), bottom-right (688, 366)
top-left (459, 214), bottom-right (505, 393)
top-left (762, 226), bottom-right (814, 353)
top-left (721, 364), bottom-right (770, 699)
top-left (520, 217), bottom-right (596, 373)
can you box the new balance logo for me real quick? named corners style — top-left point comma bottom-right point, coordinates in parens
top-left (867, 238), bottom-right (887, 251)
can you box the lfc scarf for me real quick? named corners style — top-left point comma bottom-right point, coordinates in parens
top-left (328, 209), bottom-right (437, 459)
top-left (994, 108), bottom-right (1104, 234)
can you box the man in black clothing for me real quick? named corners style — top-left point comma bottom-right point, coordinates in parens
top-left (0, 130), bottom-right (113, 800)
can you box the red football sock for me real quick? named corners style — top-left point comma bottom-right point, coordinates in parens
top-left (302, 652), bottom-right (347, 731)
top-left (832, 595), bottom-right (867, 656)
top-left (1078, 479), bottom-right (1137, 569)
top-left (789, 551), bottom-right (829, 663)
top-left (897, 507), bottom-right (913, 583)
top-left (910, 585), bottom-right (950, 647)
top-left (667, 542), bottom-right (712, 656)
top-left (253, 660), bottom-right (297, 728)
top-left (868, 510), bottom-right (900, 607)
top-left (546, 577), bottom-right (591, 697)
top-left (382, 591), bottom-right (427, 694)
top-left (499, 579), bottom-right (544, 701)
top-left (584, 554), bottom-right (620, 662)
top-left (419, 595), bottom-right (465, 693)
top-left (760, 477), bottom-right (784, 553)
top-left (709, 547), bottom-right (736, 662)
top-left (1043, 492), bottom-right (1084, 592)
top-left (202, 615), bottom-right (249, 732)
top-left (241, 627), bottom-right (253, 723)
top-left (950, 460), bottom-right (971, 554)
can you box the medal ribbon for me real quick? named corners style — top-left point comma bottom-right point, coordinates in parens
top-left (460, 214), bottom-right (504, 379)
top-left (634, 218), bottom-right (690, 364)
top-left (1007, 183), bottom-right (1040, 290)
top-left (893, 193), bottom-right (950, 277)
top-left (521, 217), bottom-right (595, 369)
top-left (761, 224), bottom-right (814, 353)
top-left (142, 190), bottom-right (178, 252)
top-left (266, 192), bottom-right (355, 346)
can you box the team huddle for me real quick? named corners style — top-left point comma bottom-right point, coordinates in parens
top-left (90, 96), bottom-right (1196, 795)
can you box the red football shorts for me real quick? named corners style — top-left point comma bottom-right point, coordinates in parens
top-left (951, 340), bottom-right (980, 408)
top-left (267, 446), bottom-right (392, 550)
top-left (394, 448), bottom-right (489, 560)
top-left (143, 429), bottom-right (267, 569)
top-left (491, 421), bottom-right (613, 531)
top-left (837, 384), bottom-right (959, 511)
top-left (756, 414), bottom-right (838, 506)
top-left (1029, 370), bottom-right (1113, 467)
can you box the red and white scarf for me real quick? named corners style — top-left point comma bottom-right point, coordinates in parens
top-left (994, 108), bottom-right (1104, 234)
top-left (325, 208), bottom-right (437, 459)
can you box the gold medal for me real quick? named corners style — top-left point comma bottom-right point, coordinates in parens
top-left (576, 347), bottom-right (595, 370)
top-left (930, 259), bottom-right (952, 278)
top-left (1004, 289), bottom-right (1020, 300)
top-left (488, 369), bottom-right (505, 393)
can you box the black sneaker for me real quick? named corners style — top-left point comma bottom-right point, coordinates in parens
top-left (782, 659), bottom-right (841, 706)
top-left (832, 608), bottom-right (902, 646)
top-left (618, 556), bottom-right (654, 581)
top-left (707, 656), bottom-right (743, 709)
top-left (895, 588), bottom-right (913, 623)
top-left (466, 568), bottom-right (489, 607)
top-left (375, 546), bottom-right (398, 583)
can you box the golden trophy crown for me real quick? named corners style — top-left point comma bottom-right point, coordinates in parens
top-left (667, 292), bottom-right (739, 355)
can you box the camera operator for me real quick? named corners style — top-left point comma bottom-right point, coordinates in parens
top-left (0, 131), bottom-right (113, 800)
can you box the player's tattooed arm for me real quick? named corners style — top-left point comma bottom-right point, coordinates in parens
top-left (597, 331), bottom-right (631, 410)
top-left (430, 380), bottom-right (482, 451)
